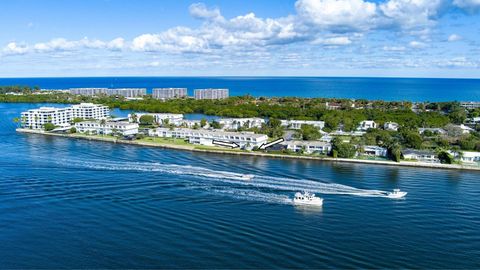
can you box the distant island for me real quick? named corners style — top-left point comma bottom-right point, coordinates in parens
top-left (3, 85), bottom-right (480, 170)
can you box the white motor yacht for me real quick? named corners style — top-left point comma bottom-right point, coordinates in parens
top-left (386, 189), bottom-right (407, 199)
top-left (293, 191), bottom-right (323, 206)
top-left (241, 174), bottom-right (254, 180)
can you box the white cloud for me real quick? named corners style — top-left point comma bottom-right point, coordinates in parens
top-left (2, 42), bottom-right (29, 55)
top-left (189, 2), bottom-right (223, 21)
top-left (379, 0), bottom-right (445, 30)
top-left (383, 45), bottom-right (406, 51)
top-left (448, 34), bottom-right (462, 42)
top-left (295, 0), bottom-right (378, 32)
top-left (409, 40), bottom-right (427, 48)
top-left (453, 0), bottom-right (480, 12)
top-left (313, 36), bottom-right (353, 45)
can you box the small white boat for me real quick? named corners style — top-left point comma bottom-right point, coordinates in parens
top-left (241, 174), bottom-right (254, 180)
top-left (386, 189), bottom-right (407, 199)
top-left (293, 191), bottom-right (323, 206)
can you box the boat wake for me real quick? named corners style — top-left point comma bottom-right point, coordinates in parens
top-left (54, 158), bottom-right (390, 204)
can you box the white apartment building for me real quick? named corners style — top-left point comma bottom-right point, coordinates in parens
top-left (149, 128), bottom-right (268, 149)
top-left (69, 88), bottom-right (108, 96)
top-left (174, 119), bottom-right (207, 128)
top-left (69, 88), bottom-right (146, 97)
top-left (152, 88), bottom-right (188, 100)
top-left (460, 101), bottom-right (480, 110)
top-left (21, 103), bottom-right (111, 130)
top-left (75, 121), bottom-right (139, 136)
top-left (194, 88), bottom-right (229, 100)
top-left (357, 120), bottom-right (377, 131)
top-left (70, 103), bottom-right (110, 120)
top-left (21, 107), bottom-right (72, 129)
top-left (219, 118), bottom-right (266, 130)
top-left (128, 113), bottom-right (184, 124)
top-left (283, 141), bottom-right (332, 154)
top-left (281, 120), bottom-right (325, 130)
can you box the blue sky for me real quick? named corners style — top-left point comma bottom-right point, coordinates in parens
top-left (1, 0), bottom-right (480, 78)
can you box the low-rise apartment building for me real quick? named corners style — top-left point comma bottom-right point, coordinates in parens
top-left (152, 88), bottom-right (188, 100)
top-left (219, 118), bottom-right (265, 130)
top-left (194, 88), bottom-right (229, 100)
top-left (282, 140), bottom-right (332, 154)
top-left (460, 101), bottom-right (480, 110)
top-left (75, 121), bottom-right (139, 136)
top-left (384, 121), bottom-right (399, 131)
top-left (280, 120), bottom-right (325, 130)
top-left (149, 128), bottom-right (268, 149)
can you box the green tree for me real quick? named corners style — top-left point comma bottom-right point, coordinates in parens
top-left (211, 120), bottom-right (222, 129)
top-left (139, 114), bottom-right (155, 125)
top-left (200, 118), bottom-right (207, 127)
top-left (332, 138), bottom-right (357, 158)
top-left (73, 117), bottom-right (84, 123)
top-left (295, 124), bottom-right (321, 140)
top-left (402, 130), bottom-right (423, 149)
top-left (438, 151), bottom-right (454, 164)
top-left (69, 127), bottom-right (77, 133)
top-left (44, 123), bottom-right (55, 131)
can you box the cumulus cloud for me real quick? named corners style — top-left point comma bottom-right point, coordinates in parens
top-left (2, 42), bottom-right (29, 55)
top-left (453, 0), bottom-right (480, 12)
top-left (313, 36), bottom-right (353, 45)
top-left (448, 34), bottom-right (462, 42)
top-left (379, 0), bottom-right (445, 30)
top-left (295, 0), bottom-right (378, 32)
top-left (409, 40), bottom-right (427, 48)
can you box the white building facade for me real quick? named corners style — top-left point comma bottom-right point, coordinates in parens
top-left (357, 120), bottom-right (377, 131)
top-left (283, 141), bottom-right (332, 154)
top-left (152, 88), bottom-right (188, 100)
top-left (69, 88), bottom-right (146, 97)
top-left (362, 145), bottom-right (388, 157)
top-left (71, 103), bottom-right (110, 120)
top-left (128, 113), bottom-right (184, 124)
top-left (219, 118), bottom-right (266, 130)
top-left (384, 121), bottom-right (399, 131)
top-left (21, 107), bottom-right (72, 129)
top-left (75, 121), bottom-right (139, 136)
top-left (149, 128), bottom-right (268, 149)
top-left (21, 103), bottom-right (111, 130)
top-left (280, 120), bottom-right (325, 130)
top-left (194, 89), bottom-right (229, 100)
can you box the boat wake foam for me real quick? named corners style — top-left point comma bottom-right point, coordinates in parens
top-left (54, 158), bottom-right (389, 203)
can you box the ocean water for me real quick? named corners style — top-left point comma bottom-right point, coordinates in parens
top-left (1, 102), bottom-right (480, 268)
top-left (1, 76), bottom-right (480, 101)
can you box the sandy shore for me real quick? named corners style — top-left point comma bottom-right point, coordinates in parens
top-left (16, 128), bottom-right (480, 172)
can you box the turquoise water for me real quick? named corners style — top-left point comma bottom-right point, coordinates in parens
top-left (1, 76), bottom-right (480, 101)
top-left (1, 103), bottom-right (480, 268)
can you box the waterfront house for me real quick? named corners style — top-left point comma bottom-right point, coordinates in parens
top-left (418, 128), bottom-right (447, 135)
top-left (280, 120), bottom-right (325, 130)
top-left (282, 140), bottom-right (332, 154)
top-left (219, 118), bottom-right (265, 130)
top-left (357, 120), bottom-right (377, 131)
top-left (402, 149), bottom-right (439, 163)
top-left (460, 101), bottom-right (480, 110)
top-left (384, 121), bottom-right (399, 131)
top-left (148, 127), bottom-right (268, 149)
top-left (174, 119), bottom-right (207, 129)
top-left (361, 145), bottom-right (388, 157)
top-left (75, 121), bottom-right (139, 136)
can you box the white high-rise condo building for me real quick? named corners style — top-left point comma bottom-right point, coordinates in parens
top-left (71, 103), bottom-right (110, 120)
top-left (21, 103), bottom-right (111, 130)
top-left (69, 88), bottom-right (146, 97)
top-left (194, 88), bottom-right (229, 100)
top-left (21, 107), bottom-right (72, 129)
top-left (153, 88), bottom-right (188, 100)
